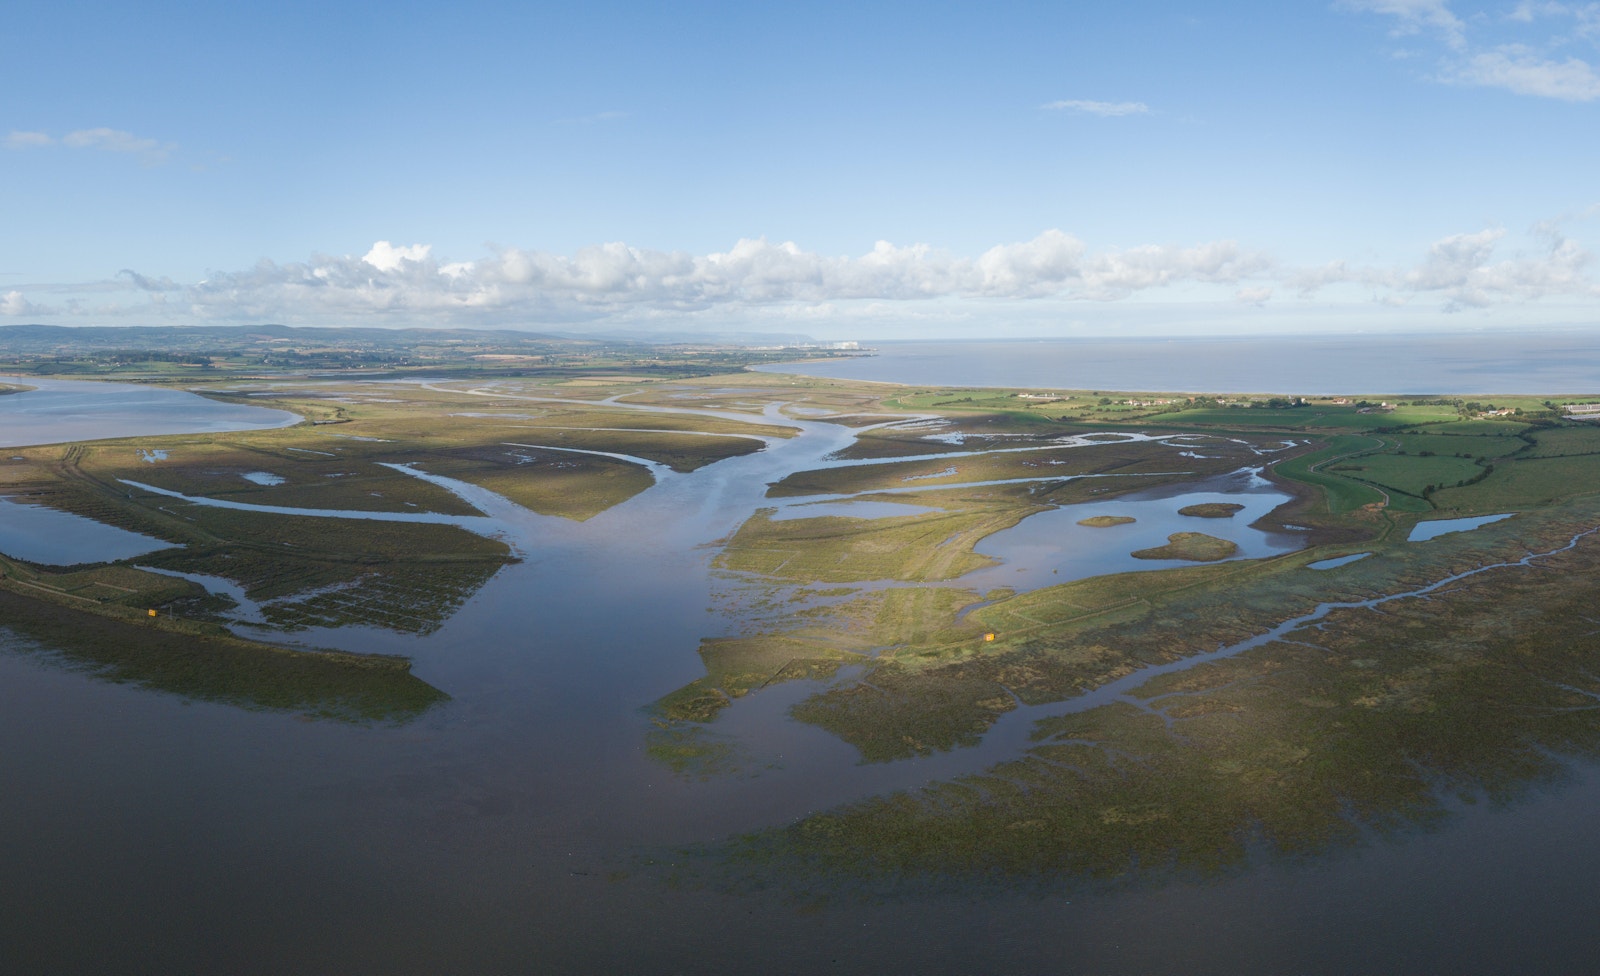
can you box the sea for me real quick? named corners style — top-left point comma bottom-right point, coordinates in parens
top-left (754, 330), bottom-right (1600, 395)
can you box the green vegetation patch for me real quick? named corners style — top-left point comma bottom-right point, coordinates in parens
top-left (790, 664), bottom-right (1019, 762)
top-left (766, 439), bottom-right (1244, 498)
top-left (1131, 532), bottom-right (1240, 562)
top-left (79, 438), bottom-right (480, 515)
top-left (1389, 432), bottom-right (1525, 460)
top-left (1520, 425), bottom-right (1600, 458)
top-left (969, 562), bottom-right (1251, 635)
top-left (1424, 419), bottom-right (1532, 436)
top-left (708, 501), bottom-right (1600, 889)
top-left (1078, 515), bottom-right (1136, 528)
top-left (655, 635), bottom-right (867, 722)
top-left (417, 450), bottom-right (653, 521)
top-left (1270, 435), bottom-right (1389, 515)
top-left (1333, 453), bottom-right (1483, 498)
top-left (788, 585), bottom-right (985, 657)
top-left (1177, 503), bottom-right (1244, 518)
top-left (140, 522), bottom-right (505, 635)
top-left (1431, 454), bottom-right (1600, 513)
top-left (0, 588), bottom-right (446, 723)
top-left (500, 428), bottom-right (762, 472)
top-left (716, 506), bottom-right (1032, 583)
top-left (644, 725), bottom-right (751, 779)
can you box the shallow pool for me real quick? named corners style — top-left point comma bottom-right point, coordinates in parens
top-left (0, 496), bottom-right (174, 565)
top-left (1409, 513), bottom-right (1515, 542)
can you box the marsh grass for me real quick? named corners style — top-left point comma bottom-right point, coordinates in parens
top-left (1176, 503), bottom-right (1243, 518)
top-left (1077, 515), bottom-right (1136, 527)
top-left (0, 588), bottom-right (445, 723)
top-left (417, 451), bottom-right (652, 521)
top-left (708, 498), bottom-right (1600, 889)
top-left (1130, 532), bottom-right (1239, 562)
top-left (654, 635), bottom-right (868, 722)
top-left (716, 507), bottom-right (1033, 583)
top-left (765, 440), bottom-right (1245, 498)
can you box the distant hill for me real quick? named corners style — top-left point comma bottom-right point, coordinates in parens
top-left (0, 323), bottom-right (573, 354)
top-left (0, 322), bottom-right (846, 378)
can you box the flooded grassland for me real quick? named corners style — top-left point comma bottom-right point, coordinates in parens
top-left (8, 371), bottom-right (1600, 971)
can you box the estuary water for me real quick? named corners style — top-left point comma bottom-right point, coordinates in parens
top-left (0, 496), bottom-right (172, 565)
top-left (0, 376), bottom-right (300, 447)
top-left (756, 330), bottom-right (1600, 395)
top-left (2, 375), bottom-right (1598, 975)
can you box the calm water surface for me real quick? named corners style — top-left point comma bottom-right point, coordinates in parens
top-left (757, 331), bottom-right (1600, 394)
top-left (1410, 512), bottom-right (1517, 541)
top-left (0, 496), bottom-right (173, 565)
top-left (0, 376), bottom-right (299, 447)
top-left (1308, 551), bottom-right (1372, 570)
top-left (3, 375), bottom-right (1598, 974)
top-left (960, 468), bottom-right (1300, 593)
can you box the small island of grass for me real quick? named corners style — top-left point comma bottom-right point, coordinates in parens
top-left (1178, 502), bottom-right (1245, 518)
top-left (1131, 532), bottom-right (1239, 562)
top-left (1077, 515), bottom-right (1136, 528)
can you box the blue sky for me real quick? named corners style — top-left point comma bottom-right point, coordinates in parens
top-left (3, 0), bottom-right (1598, 337)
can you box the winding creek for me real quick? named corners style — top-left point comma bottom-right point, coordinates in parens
top-left (6, 375), bottom-right (1600, 973)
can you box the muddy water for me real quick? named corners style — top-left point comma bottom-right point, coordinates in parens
top-left (3, 378), bottom-right (1599, 975)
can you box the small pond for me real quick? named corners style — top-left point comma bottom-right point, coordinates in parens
top-left (1410, 513), bottom-right (1516, 542)
top-left (1308, 552), bottom-right (1372, 570)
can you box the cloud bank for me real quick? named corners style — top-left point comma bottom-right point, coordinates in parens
top-left (3, 221), bottom-right (1596, 329)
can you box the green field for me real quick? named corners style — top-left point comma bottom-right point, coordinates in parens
top-left (1329, 452), bottom-right (1483, 497)
top-left (1269, 435), bottom-right (1389, 513)
top-left (1520, 425), bottom-right (1600, 457)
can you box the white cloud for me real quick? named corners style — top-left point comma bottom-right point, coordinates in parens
top-left (1042, 99), bottom-right (1151, 116)
top-left (1404, 229), bottom-right (1507, 291)
top-left (1509, 1), bottom-right (1600, 33)
top-left (117, 269), bottom-right (181, 292)
top-left (975, 231), bottom-right (1088, 295)
top-left (1346, 0), bottom-right (1600, 99)
top-left (23, 219), bottom-right (1598, 328)
top-left (1280, 224), bottom-right (1600, 308)
top-left (1449, 46), bottom-right (1600, 98)
top-left (7, 128), bottom-right (178, 163)
top-left (97, 232), bottom-right (1270, 324)
top-left (1078, 241), bottom-right (1269, 299)
top-left (4, 131), bottom-right (53, 150)
top-left (0, 290), bottom-right (50, 317)
top-left (1287, 260), bottom-right (1378, 296)
top-left (1341, 0), bottom-right (1467, 48)
top-left (362, 241), bottom-right (434, 272)
top-left (1402, 226), bottom-right (1598, 307)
